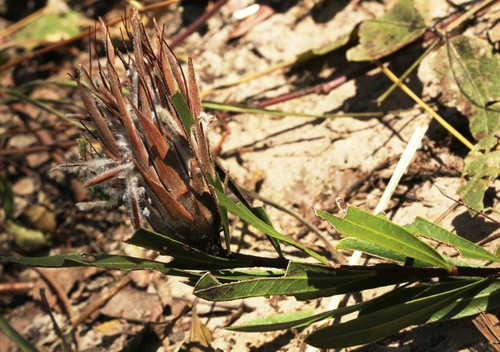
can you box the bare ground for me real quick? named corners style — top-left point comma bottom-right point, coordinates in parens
top-left (0, 1), bottom-right (499, 351)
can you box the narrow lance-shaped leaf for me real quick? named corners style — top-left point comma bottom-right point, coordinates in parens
top-left (0, 253), bottom-right (182, 275)
top-left (207, 173), bottom-right (232, 254)
top-left (336, 237), bottom-right (426, 264)
top-left (358, 278), bottom-right (500, 324)
top-left (194, 261), bottom-right (376, 302)
top-left (305, 278), bottom-right (489, 348)
top-left (317, 207), bottom-right (452, 271)
top-left (358, 279), bottom-right (478, 317)
top-left (253, 205), bottom-right (284, 257)
top-left (336, 237), bottom-right (475, 267)
top-left (405, 216), bottom-right (500, 262)
top-left (231, 278), bottom-right (500, 334)
top-left (214, 188), bottom-right (327, 264)
top-left (227, 286), bottom-right (399, 332)
top-left (126, 228), bottom-right (253, 270)
top-left (429, 279), bottom-right (500, 322)
top-left (170, 91), bottom-right (195, 137)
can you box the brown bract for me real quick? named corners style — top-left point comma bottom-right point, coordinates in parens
top-left (58, 10), bottom-right (222, 254)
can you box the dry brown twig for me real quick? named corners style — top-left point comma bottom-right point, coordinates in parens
top-left (473, 311), bottom-right (500, 351)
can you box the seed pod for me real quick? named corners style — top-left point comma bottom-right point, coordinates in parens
top-left (59, 10), bottom-right (222, 255)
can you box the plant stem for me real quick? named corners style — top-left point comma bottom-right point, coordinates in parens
top-left (338, 264), bottom-right (500, 278)
top-left (227, 252), bottom-right (289, 269)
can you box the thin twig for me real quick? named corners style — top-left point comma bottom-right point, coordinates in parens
top-left (0, 140), bottom-right (77, 158)
top-left (39, 288), bottom-right (72, 352)
top-left (71, 275), bottom-right (131, 327)
top-left (32, 268), bottom-right (77, 329)
top-left (169, 0), bottom-right (229, 48)
top-left (31, 267), bottom-right (81, 349)
top-left (0, 281), bottom-right (34, 296)
top-left (436, 186), bottom-right (500, 223)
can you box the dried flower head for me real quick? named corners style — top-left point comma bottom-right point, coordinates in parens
top-left (58, 11), bottom-right (222, 254)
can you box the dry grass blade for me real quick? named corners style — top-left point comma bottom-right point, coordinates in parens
top-left (56, 10), bottom-right (222, 254)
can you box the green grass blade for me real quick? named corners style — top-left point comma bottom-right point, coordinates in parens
top-left (0, 315), bottom-right (37, 352)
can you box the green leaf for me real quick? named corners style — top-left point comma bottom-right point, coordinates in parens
top-left (170, 91), bottom-right (195, 137)
top-left (429, 278), bottom-right (500, 322)
top-left (253, 206), bottom-right (283, 257)
top-left (194, 262), bottom-right (377, 302)
top-left (431, 34), bottom-right (500, 212)
top-left (405, 216), bottom-right (500, 262)
top-left (336, 237), bottom-right (426, 264)
top-left (433, 35), bottom-right (500, 140)
top-left (346, 0), bottom-right (426, 61)
top-left (210, 166), bottom-right (283, 256)
top-left (0, 315), bottom-right (37, 352)
top-left (14, 10), bottom-right (81, 49)
top-left (127, 228), bottom-right (253, 270)
top-left (317, 207), bottom-right (452, 271)
top-left (230, 277), bottom-right (500, 339)
top-left (291, 26), bottom-right (360, 68)
top-left (355, 277), bottom-right (500, 339)
top-left (357, 277), bottom-right (500, 323)
top-left (227, 311), bottom-right (316, 332)
top-left (305, 278), bottom-right (488, 348)
top-left (208, 173), bottom-right (232, 254)
top-left (0, 253), bottom-right (185, 275)
top-left (214, 189), bottom-right (327, 265)
top-left (457, 136), bottom-right (500, 212)
top-left (336, 237), bottom-right (481, 267)
top-left (358, 279), bottom-right (476, 316)
top-left (228, 290), bottom-right (395, 332)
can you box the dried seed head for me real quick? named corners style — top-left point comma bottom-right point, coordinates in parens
top-left (58, 10), bottom-right (222, 254)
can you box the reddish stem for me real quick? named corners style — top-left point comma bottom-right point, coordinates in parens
top-left (169, 0), bottom-right (230, 49)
